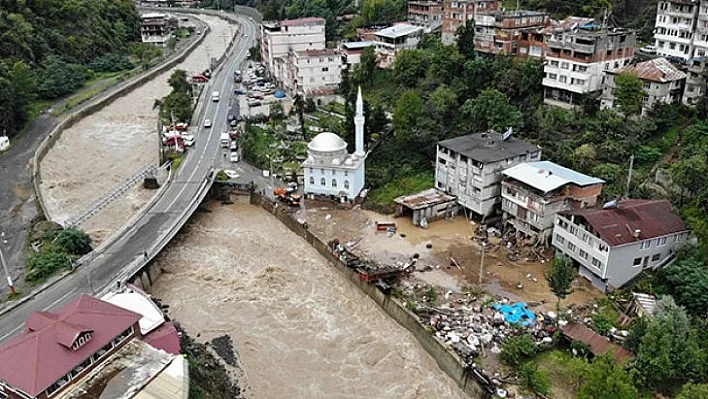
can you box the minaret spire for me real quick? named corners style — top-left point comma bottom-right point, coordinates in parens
top-left (354, 86), bottom-right (365, 156)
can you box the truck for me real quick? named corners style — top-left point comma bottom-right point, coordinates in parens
top-left (212, 91), bottom-right (220, 102)
top-left (219, 133), bottom-right (230, 148)
top-left (273, 187), bottom-right (301, 207)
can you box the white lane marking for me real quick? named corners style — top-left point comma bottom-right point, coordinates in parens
top-left (165, 30), bottom-right (251, 212)
top-left (0, 324), bottom-right (23, 341)
top-left (42, 288), bottom-right (77, 311)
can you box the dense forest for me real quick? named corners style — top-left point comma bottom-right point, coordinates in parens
top-left (0, 0), bottom-right (150, 139)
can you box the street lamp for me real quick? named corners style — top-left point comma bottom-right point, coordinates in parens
top-left (0, 232), bottom-right (16, 296)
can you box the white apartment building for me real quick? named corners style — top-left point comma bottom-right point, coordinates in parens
top-left (435, 132), bottom-right (541, 219)
top-left (260, 17), bottom-right (326, 75)
top-left (543, 26), bottom-right (636, 108)
top-left (341, 41), bottom-right (375, 68)
top-left (602, 57), bottom-right (687, 116)
top-left (373, 24), bottom-right (424, 68)
top-left (280, 49), bottom-right (342, 97)
top-left (654, 0), bottom-right (699, 59)
top-left (140, 13), bottom-right (171, 47)
top-left (552, 199), bottom-right (689, 292)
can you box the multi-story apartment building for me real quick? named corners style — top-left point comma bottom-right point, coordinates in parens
top-left (695, 1), bottom-right (708, 56)
top-left (441, 0), bottom-right (501, 44)
top-left (683, 56), bottom-right (707, 104)
top-left (474, 11), bottom-right (549, 56)
top-left (602, 57), bottom-right (687, 116)
top-left (373, 24), bottom-right (424, 68)
top-left (543, 25), bottom-right (636, 108)
top-left (279, 49), bottom-right (343, 97)
top-left (501, 161), bottom-right (604, 245)
top-left (408, 0), bottom-right (445, 32)
top-left (435, 132), bottom-right (541, 219)
top-left (654, 0), bottom-right (699, 59)
top-left (260, 17), bottom-right (326, 75)
top-left (341, 41), bottom-right (375, 68)
top-left (140, 13), bottom-right (172, 47)
top-left (552, 199), bottom-right (689, 292)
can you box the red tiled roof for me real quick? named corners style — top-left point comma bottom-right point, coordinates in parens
top-left (280, 17), bottom-right (325, 26)
top-left (561, 323), bottom-right (634, 364)
top-left (0, 295), bottom-right (142, 397)
top-left (143, 322), bottom-right (181, 355)
top-left (610, 58), bottom-right (687, 83)
top-left (564, 199), bottom-right (688, 247)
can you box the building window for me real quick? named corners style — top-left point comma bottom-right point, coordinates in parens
top-left (641, 240), bottom-right (651, 250)
top-left (547, 73), bottom-right (557, 80)
top-left (332, 179), bottom-right (337, 187)
top-left (320, 168), bottom-right (325, 174)
top-left (657, 236), bottom-right (667, 246)
top-left (555, 234), bottom-right (565, 245)
top-left (344, 170), bottom-right (348, 177)
top-left (309, 176), bottom-right (314, 184)
top-left (633, 257), bottom-right (642, 267)
top-left (70, 357), bottom-right (93, 378)
top-left (598, 243), bottom-right (608, 252)
top-left (561, 62), bottom-right (569, 69)
top-left (579, 249), bottom-right (589, 260)
top-left (591, 258), bottom-right (602, 268)
top-left (550, 60), bottom-right (559, 67)
top-left (320, 178), bottom-right (326, 185)
top-left (652, 253), bottom-right (661, 262)
top-left (45, 374), bottom-right (71, 397)
top-left (322, 67), bottom-right (329, 72)
top-left (559, 75), bottom-right (568, 83)
top-left (567, 242), bottom-right (576, 252)
top-left (344, 180), bottom-right (350, 189)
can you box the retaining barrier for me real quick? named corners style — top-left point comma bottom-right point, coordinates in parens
top-left (249, 193), bottom-right (493, 399)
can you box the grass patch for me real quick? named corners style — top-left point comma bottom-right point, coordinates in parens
top-left (27, 99), bottom-right (56, 121)
top-left (323, 102), bottom-right (345, 115)
top-left (368, 170), bottom-right (434, 213)
top-left (169, 152), bottom-right (184, 170)
top-left (535, 350), bottom-right (583, 398)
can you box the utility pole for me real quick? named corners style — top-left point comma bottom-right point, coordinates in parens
top-left (0, 232), bottom-right (16, 296)
top-left (626, 154), bottom-right (634, 198)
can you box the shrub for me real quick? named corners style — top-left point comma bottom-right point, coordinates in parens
top-left (518, 362), bottom-right (551, 396)
top-left (26, 248), bottom-right (74, 283)
top-left (501, 334), bottom-right (537, 366)
top-left (51, 228), bottom-right (92, 256)
top-left (88, 53), bottom-right (133, 73)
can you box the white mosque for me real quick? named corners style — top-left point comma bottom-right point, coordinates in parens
top-left (302, 87), bottom-right (366, 201)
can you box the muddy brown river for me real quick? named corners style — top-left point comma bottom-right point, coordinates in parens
top-left (39, 15), bottom-right (236, 242)
top-left (151, 200), bottom-right (468, 399)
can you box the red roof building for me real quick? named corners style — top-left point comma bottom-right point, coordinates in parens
top-left (552, 199), bottom-right (690, 292)
top-left (561, 323), bottom-right (634, 364)
top-left (0, 295), bottom-right (141, 399)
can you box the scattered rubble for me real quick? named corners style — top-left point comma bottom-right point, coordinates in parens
top-left (211, 335), bottom-right (238, 366)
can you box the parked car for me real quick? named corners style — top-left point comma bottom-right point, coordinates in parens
top-left (230, 119), bottom-right (238, 127)
top-left (227, 114), bottom-right (236, 122)
top-left (230, 152), bottom-right (240, 163)
top-left (183, 134), bottom-right (196, 147)
top-left (639, 45), bottom-right (657, 54)
top-left (248, 100), bottom-right (261, 107)
top-left (234, 89), bottom-right (246, 95)
top-left (223, 169), bottom-right (239, 179)
top-left (204, 119), bottom-right (212, 128)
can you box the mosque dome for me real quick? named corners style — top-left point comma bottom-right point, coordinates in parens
top-left (308, 132), bottom-right (347, 153)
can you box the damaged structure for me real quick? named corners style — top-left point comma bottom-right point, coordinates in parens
top-left (552, 199), bottom-right (690, 292)
top-left (394, 188), bottom-right (458, 227)
top-left (501, 161), bottom-right (604, 245)
top-left (435, 131), bottom-right (541, 220)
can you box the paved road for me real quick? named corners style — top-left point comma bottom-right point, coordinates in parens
top-left (0, 13), bottom-right (258, 343)
top-left (0, 15), bottom-right (207, 295)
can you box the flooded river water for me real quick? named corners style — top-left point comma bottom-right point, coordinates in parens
top-left (151, 200), bottom-right (468, 399)
top-left (39, 15), bottom-right (236, 241)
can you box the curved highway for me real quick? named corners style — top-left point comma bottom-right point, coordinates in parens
top-left (0, 12), bottom-right (258, 342)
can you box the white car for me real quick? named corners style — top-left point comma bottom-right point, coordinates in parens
top-left (223, 169), bottom-right (239, 179)
top-left (183, 134), bottom-right (196, 147)
top-left (230, 152), bottom-right (240, 162)
top-left (639, 45), bottom-right (657, 54)
top-left (204, 119), bottom-right (212, 128)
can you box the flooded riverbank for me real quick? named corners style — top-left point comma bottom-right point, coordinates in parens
top-left (39, 14), bottom-right (236, 239)
top-left (151, 200), bottom-right (468, 399)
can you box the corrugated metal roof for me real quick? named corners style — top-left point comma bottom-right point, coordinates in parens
top-left (438, 132), bottom-right (540, 164)
top-left (564, 199), bottom-right (689, 247)
top-left (561, 323), bottom-right (634, 363)
top-left (374, 24), bottom-right (423, 39)
top-left (611, 58), bottom-right (687, 83)
top-left (342, 41), bottom-right (375, 50)
top-left (503, 161), bottom-right (604, 193)
top-left (134, 356), bottom-right (188, 399)
top-left (394, 188), bottom-right (456, 210)
top-left (0, 295), bottom-right (142, 397)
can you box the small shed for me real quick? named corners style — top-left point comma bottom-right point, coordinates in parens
top-left (560, 322), bottom-right (634, 364)
top-left (627, 293), bottom-right (657, 319)
top-left (394, 188), bottom-right (458, 227)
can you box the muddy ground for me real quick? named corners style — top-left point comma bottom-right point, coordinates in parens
top-left (150, 199), bottom-right (468, 399)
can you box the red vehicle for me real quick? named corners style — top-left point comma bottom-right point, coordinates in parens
top-left (191, 74), bottom-right (209, 83)
top-left (356, 266), bottom-right (403, 283)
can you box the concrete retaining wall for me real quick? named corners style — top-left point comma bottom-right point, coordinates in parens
top-left (248, 193), bottom-right (493, 399)
top-left (33, 21), bottom-right (210, 224)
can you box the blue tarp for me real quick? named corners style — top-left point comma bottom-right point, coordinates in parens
top-left (493, 302), bottom-right (536, 327)
top-left (274, 90), bottom-right (286, 98)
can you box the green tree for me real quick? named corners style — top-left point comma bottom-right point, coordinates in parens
top-left (676, 383), bottom-right (708, 399)
top-left (428, 85), bottom-right (458, 122)
top-left (354, 46), bottom-right (377, 86)
top-left (545, 255), bottom-right (576, 310)
top-left (577, 353), bottom-right (639, 399)
top-left (518, 362), bottom-right (550, 395)
top-left (168, 70), bottom-right (192, 95)
top-left (623, 316), bottom-right (648, 353)
top-left (460, 89), bottom-right (522, 133)
top-left (664, 258), bottom-right (708, 316)
top-left (573, 143), bottom-right (597, 172)
top-left (269, 100), bottom-right (284, 121)
top-left (26, 248), bottom-right (74, 283)
top-left (293, 94), bottom-right (306, 139)
top-left (632, 296), bottom-right (701, 388)
top-left (393, 49), bottom-right (428, 88)
top-left (456, 20), bottom-right (476, 59)
top-left (392, 89), bottom-right (423, 139)
top-left (36, 56), bottom-right (89, 99)
top-left (500, 334), bottom-right (537, 366)
top-left (614, 72), bottom-right (645, 116)
top-left (52, 228), bottom-right (92, 256)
